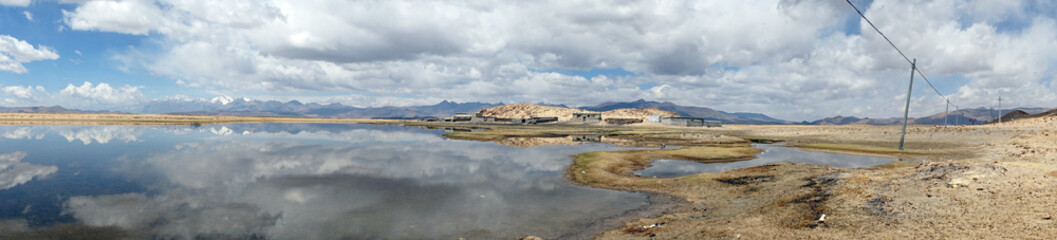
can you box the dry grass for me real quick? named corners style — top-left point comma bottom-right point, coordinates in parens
top-left (566, 146), bottom-right (762, 191)
top-left (791, 143), bottom-right (934, 158)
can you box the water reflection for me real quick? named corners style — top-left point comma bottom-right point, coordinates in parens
top-left (635, 144), bottom-right (897, 178)
top-left (0, 124), bottom-right (645, 239)
top-left (0, 126), bottom-right (143, 145)
top-left (0, 152), bottom-right (57, 190)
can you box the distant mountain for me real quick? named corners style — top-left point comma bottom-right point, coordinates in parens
top-left (580, 99), bottom-right (788, 124)
top-left (141, 98), bottom-right (501, 119)
top-left (803, 107), bottom-right (1052, 125)
top-left (801, 116), bottom-right (900, 125)
top-left (0, 106), bottom-right (125, 114)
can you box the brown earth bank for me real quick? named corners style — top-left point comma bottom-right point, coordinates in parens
top-left (425, 118), bottom-right (1057, 239)
top-left (573, 121), bottom-right (1057, 239)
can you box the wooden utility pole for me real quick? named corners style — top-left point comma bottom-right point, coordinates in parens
top-left (899, 58), bottom-right (916, 151)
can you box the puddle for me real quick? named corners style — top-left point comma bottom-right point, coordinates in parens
top-left (634, 144), bottom-right (897, 178)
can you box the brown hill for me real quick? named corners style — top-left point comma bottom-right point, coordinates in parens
top-left (476, 103), bottom-right (583, 121)
top-left (475, 103), bottom-right (678, 122)
top-left (602, 108), bottom-right (679, 119)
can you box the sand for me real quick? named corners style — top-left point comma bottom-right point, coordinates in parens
top-left (578, 118), bottom-right (1057, 239)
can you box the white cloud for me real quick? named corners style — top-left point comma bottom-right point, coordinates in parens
top-left (59, 81), bottom-right (146, 108)
top-left (0, 35), bottom-right (60, 74)
top-left (62, 0), bottom-right (163, 35)
top-left (58, 0), bottom-right (1057, 120)
top-left (0, 82), bottom-right (146, 110)
top-left (0, 0), bottom-right (30, 7)
top-left (2, 85), bottom-right (44, 99)
top-left (22, 11), bottom-right (32, 21)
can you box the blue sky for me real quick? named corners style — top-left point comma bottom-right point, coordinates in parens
top-left (1, 0), bottom-right (1056, 121)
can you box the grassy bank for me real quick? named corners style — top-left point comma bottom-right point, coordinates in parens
top-left (566, 146), bottom-right (762, 191)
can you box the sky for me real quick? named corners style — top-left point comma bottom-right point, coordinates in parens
top-left (1, 0), bottom-right (1056, 121)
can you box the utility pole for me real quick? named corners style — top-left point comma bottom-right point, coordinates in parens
top-left (899, 58), bottom-right (916, 151)
top-left (955, 106), bottom-right (960, 125)
top-left (997, 97), bottom-right (1002, 124)
top-left (944, 98), bottom-right (949, 128)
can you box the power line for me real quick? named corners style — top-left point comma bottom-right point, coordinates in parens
top-left (844, 0), bottom-right (952, 106)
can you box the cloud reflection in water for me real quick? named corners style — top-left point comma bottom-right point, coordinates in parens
top-left (62, 124), bottom-right (643, 239)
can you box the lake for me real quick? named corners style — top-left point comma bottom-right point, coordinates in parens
top-left (0, 124), bottom-right (647, 239)
top-left (634, 144), bottom-right (898, 178)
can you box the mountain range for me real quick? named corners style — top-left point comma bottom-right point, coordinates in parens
top-left (580, 99), bottom-right (788, 124)
top-left (803, 107), bottom-right (1049, 125)
top-left (141, 98), bottom-right (785, 123)
top-left (0, 106), bottom-right (125, 114)
top-left (2, 97), bottom-right (1052, 125)
top-left (141, 97), bottom-right (502, 119)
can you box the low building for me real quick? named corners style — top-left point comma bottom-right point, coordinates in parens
top-left (660, 117), bottom-right (705, 127)
top-left (572, 112), bottom-right (602, 124)
top-left (445, 112), bottom-right (474, 122)
top-left (647, 115), bottom-right (662, 123)
top-left (605, 118), bottom-right (643, 125)
top-left (470, 114), bottom-right (497, 123)
top-left (511, 117), bottom-right (559, 125)
top-left (704, 120), bottom-right (722, 128)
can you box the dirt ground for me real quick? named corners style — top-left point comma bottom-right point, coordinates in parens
top-left (576, 119), bottom-right (1057, 239)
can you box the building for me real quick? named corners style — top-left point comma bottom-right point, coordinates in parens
top-left (704, 120), bottom-right (722, 128)
top-left (660, 117), bottom-right (705, 127)
top-left (470, 114), bottom-right (497, 123)
top-left (444, 112), bottom-right (475, 122)
top-left (605, 118), bottom-right (643, 125)
top-left (647, 115), bottom-right (662, 123)
top-left (572, 112), bottom-right (602, 124)
top-left (511, 117), bottom-right (559, 125)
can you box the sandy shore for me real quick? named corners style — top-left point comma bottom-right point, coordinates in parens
top-left (413, 119), bottom-right (1057, 239)
top-left (571, 120), bottom-right (1057, 239)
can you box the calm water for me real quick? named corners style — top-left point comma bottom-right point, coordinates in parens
top-left (634, 144), bottom-right (897, 178)
top-left (0, 124), bottom-right (646, 239)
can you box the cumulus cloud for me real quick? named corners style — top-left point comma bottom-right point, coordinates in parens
top-left (0, 35), bottom-right (60, 74)
top-left (59, 81), bottom-right (146, 108)
top-left (0, 82), bottom-right (146, 111)
top-left (22, 11), bottom-right (32, 21)
top-left (62, 0), bottom-right (163, 35)
top-left (59, 0), bottom-right (1057, 120)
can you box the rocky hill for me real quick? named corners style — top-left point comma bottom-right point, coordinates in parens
top-left (475, 103), bottom-right (677, 122)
